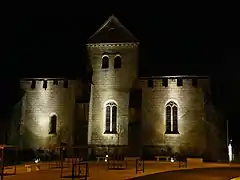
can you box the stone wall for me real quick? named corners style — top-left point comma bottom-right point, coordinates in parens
top-left (141, 78), bottom-right (209, 156)
top-left (87, 43), bottom-right (139, 147)
top-left (20, 79), bottom-right (76, 150)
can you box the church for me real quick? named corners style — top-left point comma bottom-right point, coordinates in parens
top-left (8, 15), bottom-right (225, 160)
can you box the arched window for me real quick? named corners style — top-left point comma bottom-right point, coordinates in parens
top-left (165, 101), bottom-right (179, 134)
top-left (102, 55), bottom-right (109, 69)
top-left (105, 101), bottom-right (117, 134)
top-left (49, 115), bottom-right (57, 134)
top-left (114, 55), bottom-right (121, 69)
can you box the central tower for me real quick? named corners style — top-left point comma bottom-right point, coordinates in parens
top-left (86, 15), bottom-right (139, 154)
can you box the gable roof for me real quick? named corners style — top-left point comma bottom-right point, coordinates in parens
top-left (87, 15), bottom-right (139, 44)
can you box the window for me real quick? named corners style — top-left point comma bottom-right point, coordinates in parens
top-left (49, 115), bottom-right (57, 134)
top-left (192, 79), bottom-right (198, 87)
top-left (162, 78), bottom-right (168, 87)
top-left (31, 80), bottom-right (36, 89)
top-left (114, 56), bottom-right (121, 68)
top-left (105, 101), bottom-right (117, 134)
top-left (43, 80), bottom-right (47, 89)
top-left (102, 56), bottom-right (109, 69)
top-left (63, 80), bottom-right (68, 88)
top-left (177, 78), bottom-right (183, 86)
top-left (165, 101), bottom-right (179, 134)
top-left (147, 80), bottom-right (154, 88)
top-left (53, 79), bottom-right (58, 85)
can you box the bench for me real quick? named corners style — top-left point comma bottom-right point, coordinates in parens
top-left (35, 164), bottom-right (40, 171)
top-left (96, 156), bottom-right (106, 162)
top-left (25, 164), bottom-right (32, 172)
top-left (125, 157), bottom-right (140, 161)
top-left (155, 156), bottom-right (170, 161)
top-left (25, 164), bottom-right (41, 172)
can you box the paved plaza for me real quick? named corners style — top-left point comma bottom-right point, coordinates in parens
top-left (2, 161), bottom-right (240, 180)
top-left (130, 167), bottom-right (240, 180)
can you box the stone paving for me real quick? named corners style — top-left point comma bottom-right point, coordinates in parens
top-left (130, 167), bottom-right (240, 180)
top-left (1, 161), bottom-right (240, 180)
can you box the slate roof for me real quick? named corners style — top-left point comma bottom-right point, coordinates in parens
top-left (88, 15), bottom-right (139, 44)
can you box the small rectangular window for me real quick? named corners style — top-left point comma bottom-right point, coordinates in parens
top-left (43, 80), bottom-right (47, 89)
top-left (53, 79), bottom-right (58, 85)
top-left (192, 79), bottom-right (198, 87)
top-left (162, 78), bottom-right (168, 87)
top-left (31, 80), bottom-right (36, 89)
top-left (63, 80), bottom-right (68, 88)
top-left (177, 78), bottom-right (183, 86)
top-left (147, 80), bottom-right (154, 88)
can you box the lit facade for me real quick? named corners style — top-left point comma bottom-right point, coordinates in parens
top-left (16, 15), bottom-right (224, 159)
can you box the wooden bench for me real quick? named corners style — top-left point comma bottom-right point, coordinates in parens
top-left (155, 156), bottom-right (170, 161)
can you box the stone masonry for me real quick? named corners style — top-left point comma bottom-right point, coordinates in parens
top-left (20, 79), bottom-right (76, 149)
top-left (87, 43), bottom-right (139, 147)
top-left (16, 15), bottom-right (224, 159)
top-left (141, 78), bottom-right (209, 156)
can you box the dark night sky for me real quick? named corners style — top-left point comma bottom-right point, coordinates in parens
top-left (1, 6), bottom-right (240, 148)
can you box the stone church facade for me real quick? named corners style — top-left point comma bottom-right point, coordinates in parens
top-left (14, 15), bottom-right (224, 159)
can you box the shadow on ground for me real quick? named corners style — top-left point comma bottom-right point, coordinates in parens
top-left (129, 167), bottom-right (240, 180)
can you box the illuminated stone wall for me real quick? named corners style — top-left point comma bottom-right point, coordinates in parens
top-left (87, 43), bottom-right (139, 148)
top-left (141, 78), bottom-right (209, 156)
top-left (20, 79), bottom-right (76, 150)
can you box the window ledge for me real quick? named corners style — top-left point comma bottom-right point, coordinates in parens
top-left (104, 131), bottom-right (117, 134)
top-left (165, 131), bottom-right (180, 135)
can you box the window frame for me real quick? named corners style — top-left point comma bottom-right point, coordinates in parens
top-left (104, 101), bottom-right (117, 134)
top-left (165, 101), bottom-right (179, 134)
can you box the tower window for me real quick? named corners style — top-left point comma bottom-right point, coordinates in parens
top-left (162, 78), bottom-right (168, 87)
top-left (105, 101), bottom-right (117, 134)
top-left (53, 79), bottom-right (58, 85)
top-left (192, 79), bottom-right (198, 87)
top-left (177, 78), bottom-right (183, 86)
top-left (43, 80), bottom-right (47, 89)
top-left (49, 115), bottom-right (57, 134)
top-left (102, 56), bottom-right (109, 69)
top-left (63, 80), bottom-right (68, 88)
top-left (31, 80), bottom-right (36, 89)
top-left (114, 55), bottom-right (122, 68)
top-left (147, 80), bottom-right (154, 88)
top-left (165, 101), bottom-right (179, 134)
